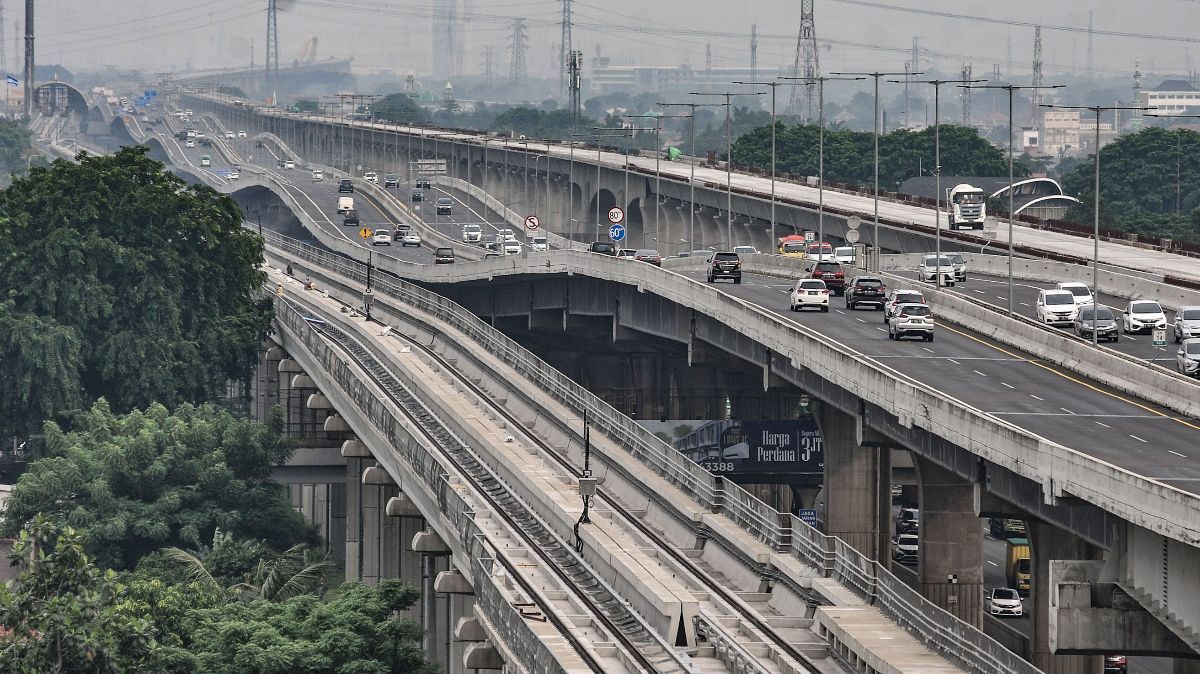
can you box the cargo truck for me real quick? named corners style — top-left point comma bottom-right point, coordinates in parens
top-left (1005, 537), bottom-right (1032, 596)
top-left (946, 183), bottom-right (986, 230)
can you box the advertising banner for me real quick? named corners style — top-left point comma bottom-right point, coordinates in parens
top-left (638, 419), bottom-right (824, 478)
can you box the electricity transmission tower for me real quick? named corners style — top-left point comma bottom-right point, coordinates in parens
top-left (788, 0), bottom-right (819, 119)
top-left (560, 0), bottom-right (572, 93)
top-left (266, 0), bottom-right (279, 94)
top-left (509, 18), bottom-right (528, 85)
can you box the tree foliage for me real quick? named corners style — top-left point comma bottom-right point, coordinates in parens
top-left (372, 93), bottom-right (432, 125)
top-left (0, 146), bottom-right (274, 438)
top-left (0, 516), bottom-right (162, 673)
top-left (490, 106), bottom-right (590, 140)
top-left (0, 119), bottom-right (31, 173)
top-left (170, 580), bottom-right (433, 674)
top-left (731, 122), bottom-right (1024, 190)
top-left (1060, 126), bottom-right (1200, 242)
top-left (1, 400), bottom-right (313, 570)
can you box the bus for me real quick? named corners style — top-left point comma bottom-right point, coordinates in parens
top-left (199, 155), bottom-right (211, 167)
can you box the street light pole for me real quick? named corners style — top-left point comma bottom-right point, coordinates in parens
top-left (732, 81), bottom-right (784, 251)
top-left (834, 71), bottom-right (914, 269)
top-left (691, 91), bottom-right (764, 250)
top-left (965, 83), bottom-right (1063, 316)
top-left (1044, 102), bottom-right (1152, 345)
top-left (902, 77), bottom-right (985, 287)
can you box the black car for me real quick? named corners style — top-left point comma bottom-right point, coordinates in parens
top-left (436, 197), bottom-right (453, 215)
top-left (588, 241), bottom-right (616, 255)
top-left (342, 209), bottom-right (359, 227)
top-left (411, 189), bottom-right (424, 202)
top-left (384, 174), bottom-right (399, 188)
top-left (845, 276), bottom-right (888, 310)
top-left (1074, 305), bottom-right (1119, 343)
top-left (415, 176), bottom-right (432, 189)
top-left (706, 252), bottom-right (742, 283)
top-left (434, 247), bottom-right (456, 264)
top-left (338, 178), bottom-right (354, 194)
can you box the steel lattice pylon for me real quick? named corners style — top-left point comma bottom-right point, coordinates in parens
top-left (788, 0), bottom-right (819, 119)
top-left (509, 18), bottom-right (528, 85)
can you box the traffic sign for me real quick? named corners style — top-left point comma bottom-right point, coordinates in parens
top-left (846, 215), bottom-right (861, 231)
top-left (844, 229), bottom-right (860, 244)
top-left (1153, 327), bottom-right (1167, 347)
top-left (607, 206), bottom-right (625, 224)
top-left (796, 509), bottom-right (819, 528)
top-left (609, 224), bottom-right (626, 242)
top-left (524, 215), bottom-right (540, 230)
top-left (359, 227), bottom-right (373, 239)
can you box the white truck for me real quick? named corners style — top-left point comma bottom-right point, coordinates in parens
top-left (946, 183), bottom-right (986, 230)
top-left (337, 196), bottom-right (354, 214)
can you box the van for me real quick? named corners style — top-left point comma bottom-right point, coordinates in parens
top-left (337, 196), bottom-right (354, 214)
top-left (199, 155), bottom-right (211, 167)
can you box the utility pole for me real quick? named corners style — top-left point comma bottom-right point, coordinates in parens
top-left (22, 0), bottom-right (30, 118)
top-left (266, 0), bottom-right (279, 94)
top-left (567, 50), bottom-right (582, 132)
top-left (1086, 10), bottom-right (1094, 83)
top-left (960, 63), bottom-right (972, 126)
top-left (509, 18), bottom-right (528, 85)
top-left (690, 91), bottom-right (762, 249)
top-left (788, 0), bottom-right (819, 119)
top-left (750, 24), bottom-right (758, 82)
top-left (559, 0), bottom-right (572, 93)
top-left (1031, 26), bottom-right (1043, 132)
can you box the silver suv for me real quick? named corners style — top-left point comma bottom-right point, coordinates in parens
top-left (917, 255), bottom-right (957, 286)
top-left (888, 303), bottom-right (935, 341)
top-left (1179, 338), bottom-right (1200, 377)
top-left (1174, 306), bottom-right (1200, 343)
top-left (947, 252), bottom-right (967, 281)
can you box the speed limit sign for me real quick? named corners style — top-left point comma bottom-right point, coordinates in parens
top-left (607, 206), bottom-right (624, 224)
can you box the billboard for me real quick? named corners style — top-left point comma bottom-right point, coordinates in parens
top-left (638, 419), bottom-right (824, 478)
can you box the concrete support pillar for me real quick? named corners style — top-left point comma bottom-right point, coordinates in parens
top-left (1175, 660), bottom-right (1200, 674)
top-left (380, 485), bottom-right (401, 579)
top-left (422, 553), bottom-right (437, 659)
top-left (914, 457), bottom-right (983, 628)
top-left (815, 403), bottom-right (890, 561)
top-left (1030, 521), bottom-right (1103, 674)
top-left (345, 457), bottom-right (363, 581)
top-left (328, 482), bottom-right (346, 567)
top-left (360, 478), bottom-right (382, 586)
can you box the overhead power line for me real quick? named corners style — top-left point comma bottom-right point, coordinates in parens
top-left (825, 0), bottom-right (1200, 45)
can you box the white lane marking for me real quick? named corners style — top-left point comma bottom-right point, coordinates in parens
top-left (835, 309), bottom-right (846, 314)
top-left (1001, 382), bottom-right (1015, 389)
top-left (1125, 336), bottom-right (1137, 341)
top-left (922, 347), bottom-right (934, 353)
top-left (1094, 421), bottom-right (1111, 427)
top-left (1060, 407), bottom-right (1075, 415)
top-left (947, 358), bottom-right (961, 365)
top-left (995, 295), bottom-right (1006, 300)
top-left (987, 561), bottom-right (999, 567)
top-left (1129, 434), bottom-right (1148, 443)
top-left (1169, 450), bottom-right (1188, 458)
top-left (875, 327), bottom-right (886, 332)
top-left (973, 369), bottom-right (988, 377)
top-left (1019, 302), bottom-right (1030, 307)
top-left (855, 317), bottom-right (866, 323)
top-left (1029, 394), bottom-right (1044, 401)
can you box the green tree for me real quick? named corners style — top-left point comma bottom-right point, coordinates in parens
top-left (1060, 126), bottom-right (1200, 242)
top-left (490, 106), bottom-right (589, 139)
top-left (1, 400), bottom-right (314, 570)
top-left (292, 100), bottom-right (319, 114)
top-left (159, 536), bottom-right (332, 602)
top-left (0, 119), bottom-right (31, 173)
top-left (0, 146), bottom-right (274, 438)
top-left (171, 581), bottom-right (435, 674)
top-left (0, 516), bottom-right (163, 673)
top-left (217, 86), bottom-right (247, 98)
top-left (373, 93), bottom-right (432, 125)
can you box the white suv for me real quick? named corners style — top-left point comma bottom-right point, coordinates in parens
top-left (1036, 289), bottom-right (1078, 325)
top-left (789, 279), bottom-right (830, 312)
top-left (884, 289), bottom-right (926, 324)
top-left (461, 224), bottom-right (483, 243)
top-left (1121, 300), bottom-right (1167, 334)
top-left (1056, 282), bottom-right (1093, 307)
top-left (888, 303), bottom-right (935, 341)
top-left (917, 255), bottom-right (956, 286)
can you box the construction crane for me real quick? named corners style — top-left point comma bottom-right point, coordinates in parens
top-left (294, 36), bottom-right (318, 66)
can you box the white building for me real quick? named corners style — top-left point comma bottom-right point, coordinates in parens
top-left (1139, 79), bottom-right (1200, 115)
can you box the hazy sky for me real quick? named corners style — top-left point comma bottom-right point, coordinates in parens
top-left (24, 0), bottom-right (1200, 83)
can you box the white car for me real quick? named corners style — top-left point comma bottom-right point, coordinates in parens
top-left (833, 246), bottom-right (856, 265)
top-left (1122, 300), bottom-right (1167, 334)
top-left (733, 245), bottom-right (759, 255)
top-left (884, 289), bottom-right (926, 324)
top-left (497, 228), bottom-right (517, 243)
top-left (237, 130), bottom-right (247, 138)
top-left (184, 139), bottom-right (195, 148)
top-left (1056, 282), bottom-right (1093, 307)
top-left (917, 255), bottom-right (956, 286)
top-left (502, 240), bottom-right (522, 255)
top-left (371, 229), bottom-right (392, 246)
top-left (311, 170), bottom-right (324, 181)
top-left (986, 588), bottom-right (1023, 618)
top-left (891, 534), bottom-right (918, 565)
top-left (461, 224), bottom-right (482, 243)
top-left (888, 303), bottom-right (935, 341)
top-left (1035, 289), bottom-right (1079, 325)
top-left (1179, 338), bottom-right (1200, 376)
top-left (363, 171), bottom-right (379, 183)
top-left (284, 160), bottom-right (295, 170)
top-left (400, 232), bottom-right (422, 247)
top-left (227, 169), bottom-right (240, 180)
top-left (529, 236), bottom-right (548, 252)
top-left (224, 131), bottom-right (235, 139)
top-left (789, 279), bottom-right (830, 312)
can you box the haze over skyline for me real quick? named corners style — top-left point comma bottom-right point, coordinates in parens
top-left (25, 0), bottom-right (1200, 83)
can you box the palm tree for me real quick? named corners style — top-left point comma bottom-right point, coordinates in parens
top-left (161, 533), bottom-right (331, 602)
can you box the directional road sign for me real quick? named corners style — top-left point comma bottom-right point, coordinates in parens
top-left (525, 215), bottom-right (540, 230)
top-left (608, 206), bottom-right (625, 224)
top-left (1153, 327), bottom-right (1168, 347)
top-left (609, 224), bottom-right (626, 242)
top-left (359, 227), bottom-right (373, 239)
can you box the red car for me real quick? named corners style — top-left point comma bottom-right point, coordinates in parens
top-left (634, 249), bottom-right (662, 266)
top-left (806, 261), bottom-right (846, 296)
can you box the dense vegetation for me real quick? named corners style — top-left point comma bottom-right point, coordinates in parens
top-left (0, 146), bottom-right (273, 439)
top-left (730, 122), bottom-right (1023, 190)
top-left (1059, 126), bottom-right (1200, 243)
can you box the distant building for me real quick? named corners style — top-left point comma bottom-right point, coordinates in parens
top-left (1139, 79), bottom-right (1200, 115)
top-left (591, 57), bottom-right (781, 95)
top-left (1042, 110), bottom-right (1080, 157)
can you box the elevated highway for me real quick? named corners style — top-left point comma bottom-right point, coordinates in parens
top-left (88, 101), bottom-right (1200, 672)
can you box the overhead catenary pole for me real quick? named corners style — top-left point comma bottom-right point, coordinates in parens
top-left (835, 71), bottom-right (914, 269)
top-left (22, 0), bottom-right (31, 118)
top-left (964, 83), bottom-right (1063, 315)
top-left (691, 90), bottom-right (764, 250)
